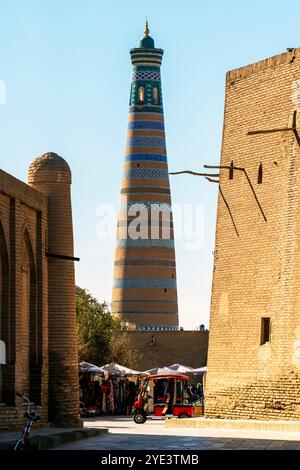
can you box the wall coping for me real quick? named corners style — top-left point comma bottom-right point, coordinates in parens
top-left (227, 47), bottom-right (300, 83)
top-left (0, 169), bottom-right (47, 211)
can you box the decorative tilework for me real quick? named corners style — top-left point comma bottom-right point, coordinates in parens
top-left (116, 239), bottom-right (175, 249)
top-left (125, 154), bottom-right (167, 163)
top-left (121, 188), bottom-right (171, 196)
top-left (129, 105), bottom-right (163, 113)
top-left (128, 112), bottom-right (164, 120)
top-left (114, 258), bottom-right (176, 265)
top-left (132, 71), bottom-right (160, 81)
top-left (121, 190), bottom-right (171, 198)
top-left (113, 278), bottom-right (177, 289)
top-left (122, 169), bottom-right (163, 180)
top-left (126, 136), bottom-right (166, 148)
top-left (132, 65), bottom-right (161, 72)
top-left (112, 311), bottom-right (176, 315)
top-left (119, 201), bottom-right (171, 211)
top-left (113, 36), bottom-right (178, 328)
top-left (112, 299), bottom-right (177, 303)
top-left (127, 120), bottom-right (165, 130)
top-left (131, 53), bottom-right (163, 61)
top-left (115, 265), bottom-right (174, 270)
top-left (114, 258), bottom-right (175, 263)
top-left (137, 325), bottom-right (178, 331)
top-left (122, 168), bottom-right (169, 180)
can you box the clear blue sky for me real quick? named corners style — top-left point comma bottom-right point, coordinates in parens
top-left (1, 0), bottom-right (300, 329)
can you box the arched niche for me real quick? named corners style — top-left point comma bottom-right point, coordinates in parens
top-left (0, 219), bottom-right (9, 403)
top-left (21, 229), bottom-right (41, 404)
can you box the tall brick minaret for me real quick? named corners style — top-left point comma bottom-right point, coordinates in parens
top-left (112, 23), bottom-right (178, 330)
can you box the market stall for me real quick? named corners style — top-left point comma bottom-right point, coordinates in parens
top-left (79, 362), bottom-right (104, 417)
top-left (98, 363), bottom-right (143, 415)
top-left (79, 362), bottom-right (143, 417)
top-left (143, 366), bottom-right (181, 375)
top-left (167, 364), bottom-right (207, 405)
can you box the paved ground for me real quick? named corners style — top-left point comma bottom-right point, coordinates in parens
top-left (0, 425), bottom-right (107, 450)
top-left (52, 417), bottom-right (300, 450)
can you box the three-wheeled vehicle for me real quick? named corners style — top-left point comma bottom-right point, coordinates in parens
top-left (132, 374), bottom-right (202, 424)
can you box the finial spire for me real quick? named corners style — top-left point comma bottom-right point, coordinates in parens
top-left (144, 18), bottom-right (150, 36)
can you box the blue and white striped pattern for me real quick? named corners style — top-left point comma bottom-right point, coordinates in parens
top-left (119, 201), bottom-right (171, 211)
top-left (136, 325), bottom-right (178, 331)
top-left (128, 120), bottom-right (165, 131)
top-left (113, 278), bottom-right (177, 289)
top-left (125, 154), bottom-right (167, 163)
top-left (127, 136), bottom-right (166, 148)
top-left (123, 168), bottom-right (169, 179)
top-left (116, 239), bottom-right (175, 249)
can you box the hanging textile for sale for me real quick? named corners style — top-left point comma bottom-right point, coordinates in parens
top-left (79, 363), bottom-right (141, 417)
top-left (109, 379), bottom-right (115, 414)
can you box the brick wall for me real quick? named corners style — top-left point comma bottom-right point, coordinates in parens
top-left (0, 153), bottom-right (80, 430)
top-left (113, 330), bottom-right (208, 371)
top-left (205, 48), bottom-right (300, 420)
top-left (0, 170), bottom-right (48, 430)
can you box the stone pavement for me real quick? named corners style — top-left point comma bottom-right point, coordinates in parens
top-left (52, 417), bottom-right (300, 450)
top-left (166, 417), bottom-right (300, 431)
top-left (0, 424), bottom-right (107, 450)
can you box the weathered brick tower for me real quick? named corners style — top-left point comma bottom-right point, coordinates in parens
top-left (205, 48), bottom-right (300, 420)
top-left (28, 152), bottom-right (80, 426)
top-left (112, 23), bottom-right (178, 330)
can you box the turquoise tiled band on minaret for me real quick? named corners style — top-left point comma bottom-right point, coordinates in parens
top-left (112, 23), bottom-right (179, 331)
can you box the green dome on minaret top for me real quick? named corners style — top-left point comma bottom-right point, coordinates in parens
top-left (139, 19), bottom-right (155, 48)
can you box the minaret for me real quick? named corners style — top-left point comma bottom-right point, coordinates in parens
top-left (112, 23), bottom-right (179, 330)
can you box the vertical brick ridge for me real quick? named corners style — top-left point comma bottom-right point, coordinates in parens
top-left (0, 171), bottom-right (49, 430)
top-left (28, 152), bottom-right (80, 427)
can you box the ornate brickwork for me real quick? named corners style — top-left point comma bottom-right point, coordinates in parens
top-left (112, 28), bottom-right (178, 329)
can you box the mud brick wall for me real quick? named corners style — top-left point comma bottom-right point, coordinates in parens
top-left (0, 153), bottom-right (80, 431)
top-left (113, 330), bottom-right (208, 371)
top-left (205, 48), bottom-right (300, 420)
top-left (0, 170), bottom-right (48, 431)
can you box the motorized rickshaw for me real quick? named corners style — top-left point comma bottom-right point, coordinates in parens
top-left (132, 374), bottom-right (202, 424)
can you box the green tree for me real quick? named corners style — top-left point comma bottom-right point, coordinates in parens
top-left (111, 331), bottom-right (142, 369)
top-left (76, 287), bottom-right (142, 368)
